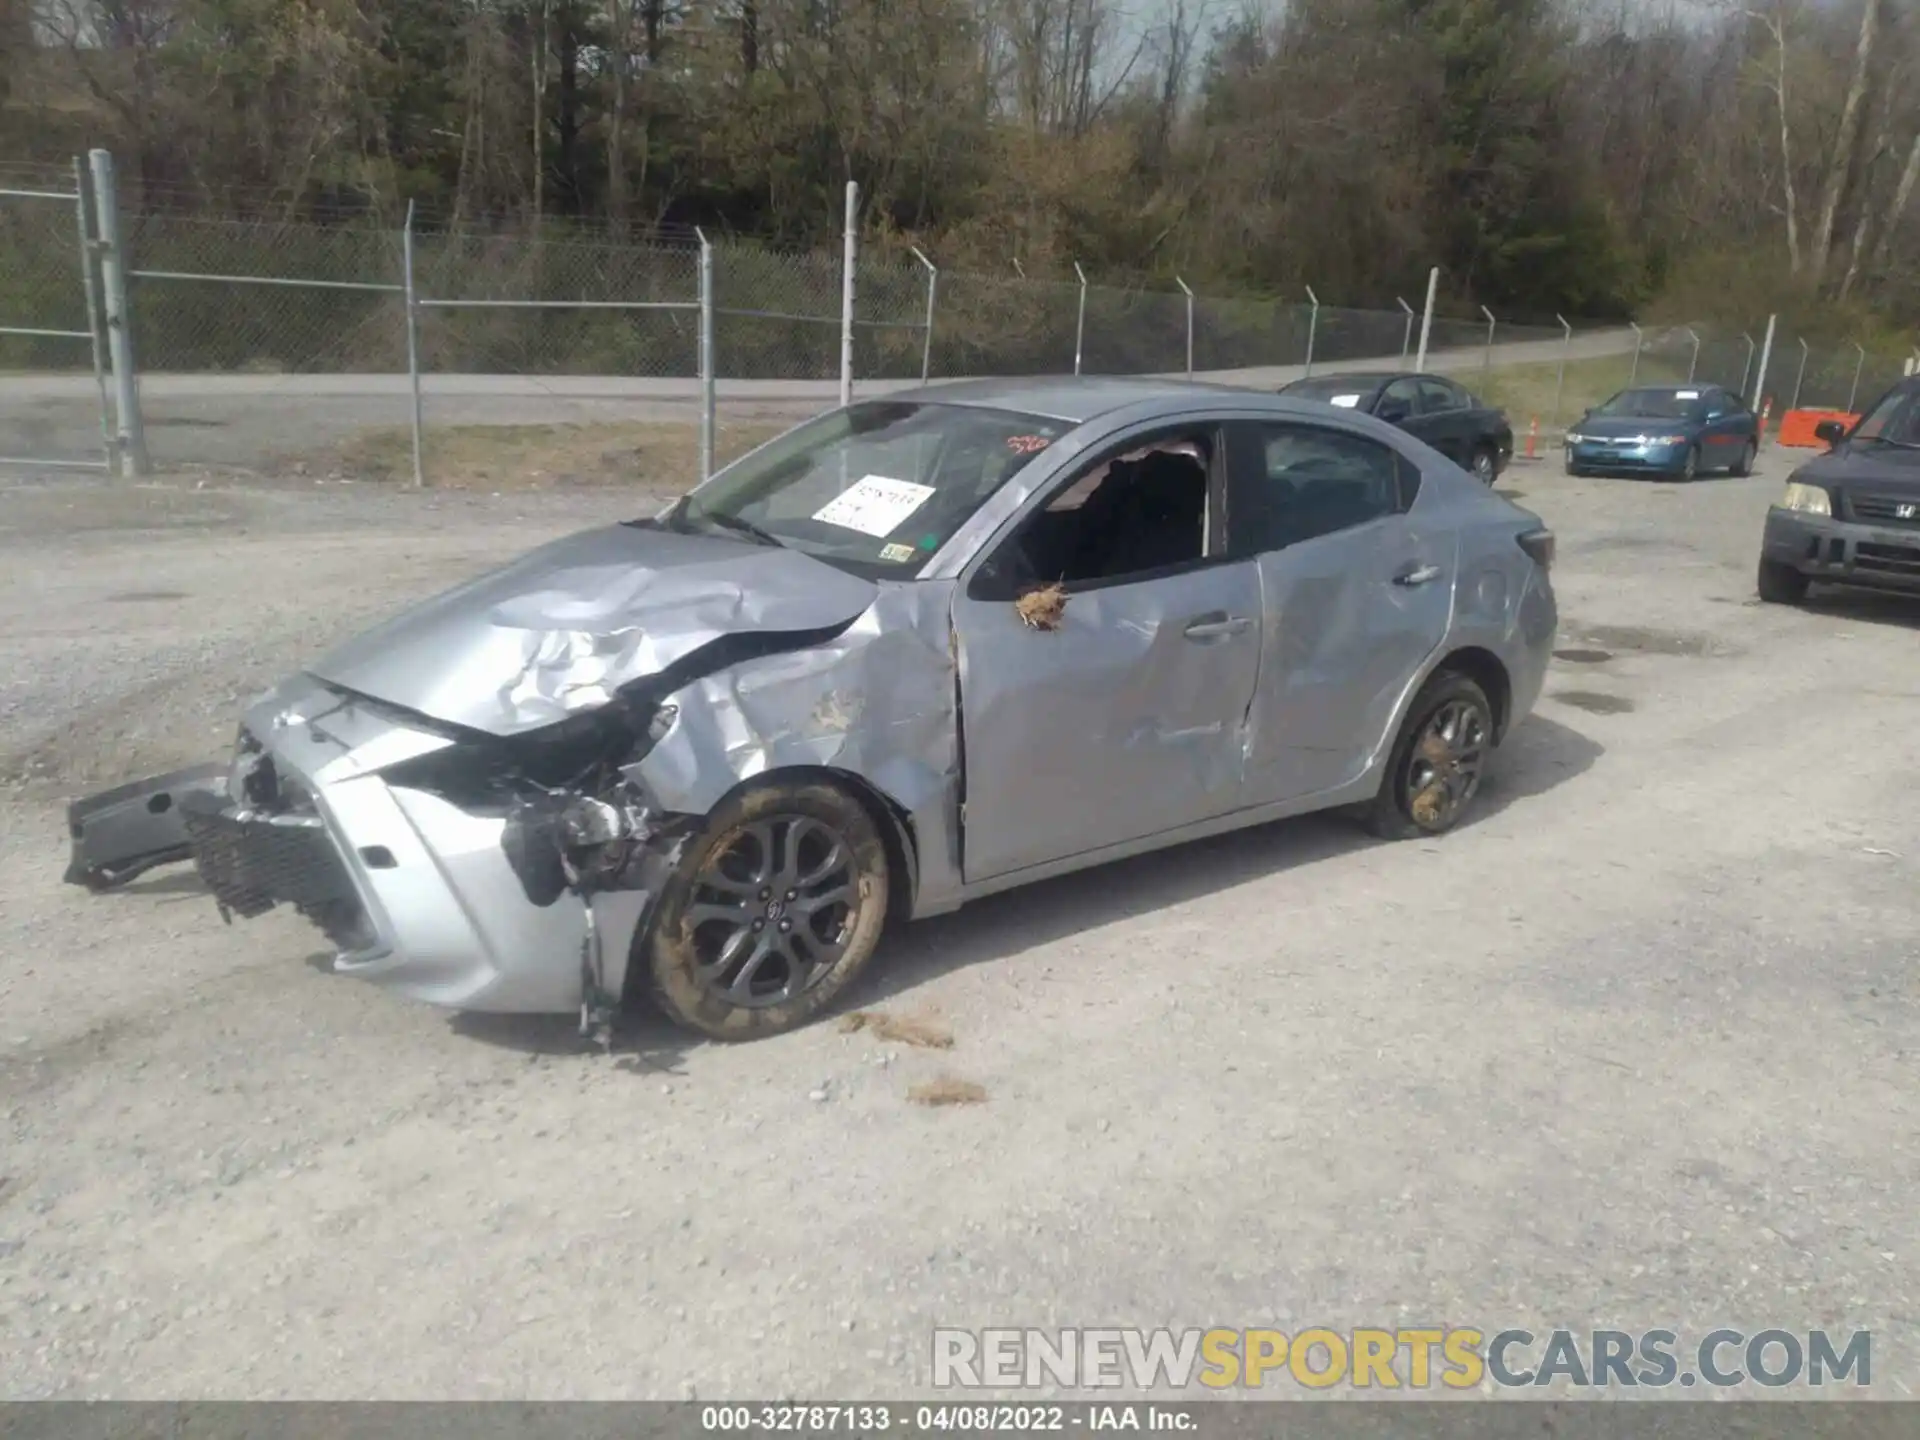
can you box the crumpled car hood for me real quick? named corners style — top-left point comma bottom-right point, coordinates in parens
top-left (305, 522), bottom-right (881, 736)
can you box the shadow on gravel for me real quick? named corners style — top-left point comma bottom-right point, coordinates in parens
top-left (450, 1009), bottom-right (696, 1077)
top-left (1803, 587), bottom-right (1920, 633)
top-left (861, 713), bottom-right (1604, 1011)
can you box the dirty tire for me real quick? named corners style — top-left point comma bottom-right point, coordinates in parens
top-left (1470, 447), bottom-right (1497, 485)
top-left (1676, 445), bottom-right (1700, 482)
top-left (640, 780), bottom-right (890, 1042)
top-left (1360, 671), bottom-right (1494, 841)
top-left (1731, 439), bottom-right (1757, 478)
top-left (1756, 558), bottom-right (1810, 605)
top-left (1564, 456), bottom-right (1584, 478)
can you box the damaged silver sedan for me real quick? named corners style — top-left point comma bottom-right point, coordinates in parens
top-left (66, 377), bottom-right (1558, 1042)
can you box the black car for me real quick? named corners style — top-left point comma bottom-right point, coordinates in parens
top-left (1758, 376), bottom-right (1920, 605)
top-left (1277, 371), bottom-right (1514, 484)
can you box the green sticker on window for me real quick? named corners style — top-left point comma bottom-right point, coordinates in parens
top-left (918, 534), bottom-right (941, 550)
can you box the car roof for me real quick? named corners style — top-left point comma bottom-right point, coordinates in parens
top-left (901, 375), bottom-right (1258, 425)
top-left (1284, 371), bottom-right (1415, 388)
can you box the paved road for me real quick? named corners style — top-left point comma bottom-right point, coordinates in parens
top-left (3, 328), bottom-right (1640, 474)
top-left (1, 444), bottom-right (1916, 1399)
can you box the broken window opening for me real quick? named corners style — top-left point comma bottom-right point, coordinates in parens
top-left (986, 433), bottom-right (1215, 598)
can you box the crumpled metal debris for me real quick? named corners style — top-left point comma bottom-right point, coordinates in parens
top-left (305, 524), bottom-right (880, 736)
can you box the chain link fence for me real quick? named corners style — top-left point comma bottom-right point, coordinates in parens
top-left (8, 152), bottom-right (1917, 485)
top-left (0, 158), bottom-right (113, 472)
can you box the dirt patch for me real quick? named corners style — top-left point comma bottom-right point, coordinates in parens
top-left (907, 1075), bottom-right (988, 1107)
top-left (326, 419), bottom-right (789, 491)
top-left (106, 590), bottom-right (188, 603)
top-left (1553, 648), bottom-right (1612, 664)
top-left (840, 1011), bottom-right (954, 1049)
top-left (1553, 690), bottom-right (1636, 715)
top-left (1564, 623), bottom-right (1725, 658)
top-left (1015, 583), bottom-right (1067, 631)
top-left (1497, 487), bottom-right (1527, 500)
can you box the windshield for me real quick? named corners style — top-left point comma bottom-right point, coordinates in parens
top-left (1850, 386), bottom-right (1920, 446)
top-left (1592, 388), bottom-right (1706, 420)
top-left (660, 401), bottom-right (1072, 578)
top-left (1283, 378), bottom-right (1378, 409)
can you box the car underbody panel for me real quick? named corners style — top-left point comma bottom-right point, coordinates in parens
top-left (63, 762), bottom-right (232, 892)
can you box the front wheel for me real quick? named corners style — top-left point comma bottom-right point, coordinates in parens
top-left (1360, 671), bottom-right (1495, 841)
top-left (638, 779), bottom-right (891, 1041)
top-left (1676, 445), bottom-right (1700, 482)
top-left (1470, 447), bottom-right (1497, 485)
top-left (1756, 558), bottom-right (1810, 605)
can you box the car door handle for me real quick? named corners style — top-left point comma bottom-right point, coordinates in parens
top-left (1183, 613), bottom-right (1253, 640)
top-left (1394, 564), bottom-right (1442, 587)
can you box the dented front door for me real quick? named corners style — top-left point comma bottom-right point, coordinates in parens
top-left (951, 564), bottom-right (1264, 883)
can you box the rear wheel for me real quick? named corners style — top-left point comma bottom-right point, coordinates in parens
top-left (1731, 438), bottom-right (1757, 477)
top-left (1361, 671), bottom-right (1495, 841)
top-left (640, 779), bottom-right (891, 1041)
top-left (1756, 558), bottom-right (1810, 605)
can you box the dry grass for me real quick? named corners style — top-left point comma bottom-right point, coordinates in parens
top-left (907, 1075), bottom-right (989, 1107)
top-left (1014, 582), bottom-right (1068, 631)
top-left (328, 418), bottom-right (789, 490)
top-left (840, 1010), bottom-right (955, 1049)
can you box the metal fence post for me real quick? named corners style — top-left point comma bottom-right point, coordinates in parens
top-left (1551, 314), bottom-right (1572, 430)
top-left (1848, 343), bottom-right (1867, 411)
top-left (72, 156), bottom-right (116, 476)
top-left (1304, 287), bottom-right (1319, 377)
top-left (1413, 266), bottom-right (1438, 373)
top-left (1791, 338), bottom-right (1810, 410)
top-left (1686, 327), bottom-right (1701, 381)
top-left (1481, 305), bottom-right (1496, 382)
top-left (401, 200), bottom-right (425, 489)
top-left (87, 149), bottom-right (148, 477)
top-left (1175, 276), bottom-right (1194, 379)
top-left (698, 228), bottom-right (715, 481)
top-left (1752, 314), bottom-right (1775, 411)
top-left (910, 246), bottom-right (937, 383)
top-left (1073, 263), bottom-right (1088, 376)
top-left (1627, 321), bottom-right (1643, 385)
top-left (1738, 332), bottom-right (1755, 396)
top-left (1397, 298), bottom-right (1414, 362)
top-left (839, 180), bottom-right (857, 407)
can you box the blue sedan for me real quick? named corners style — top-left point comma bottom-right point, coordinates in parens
top-left (1563, 385), bottom-right (1759, 480)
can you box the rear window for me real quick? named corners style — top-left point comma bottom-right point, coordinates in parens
top-left (1284, 378), bottom-right (1375, 410)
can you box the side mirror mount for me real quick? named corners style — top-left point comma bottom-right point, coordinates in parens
top-left (1814, 419), bottom-right (1847, 448)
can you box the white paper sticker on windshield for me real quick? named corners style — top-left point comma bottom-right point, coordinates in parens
top-left (1328, 394), bottom-right (1361, 408)
top-left (812, 475), bottom-right (936, 537)
top-left (1675, 389), bottom-right (1700, 399)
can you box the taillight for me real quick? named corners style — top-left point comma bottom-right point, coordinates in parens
top-left (1517, 527), bottom-right (1554, 570)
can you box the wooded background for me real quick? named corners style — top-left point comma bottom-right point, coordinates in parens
top-left (2, 0), bottom-right (1918, 343)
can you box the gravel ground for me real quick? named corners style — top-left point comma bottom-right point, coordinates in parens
top-left (1, 445), bottom-right (1917, 1401)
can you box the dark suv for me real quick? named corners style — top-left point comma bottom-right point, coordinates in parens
top-left (1758, 377), bottom-right (1920, 604)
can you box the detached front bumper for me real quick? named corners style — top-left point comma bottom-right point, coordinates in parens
top-left (1565, 439), bottom-right (1690, 474)
top-left (1763, 508), bottom-right (1920, 593)
top-left (73, 674), bottom-right (668, 1017)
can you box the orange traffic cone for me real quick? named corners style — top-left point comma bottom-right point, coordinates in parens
top-left (1525, 416), bottom-right (1539, 459)
top-left (1757, 397), bottom-right (1773, 446)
